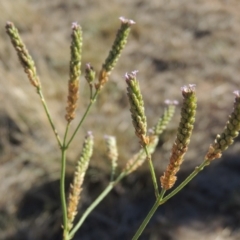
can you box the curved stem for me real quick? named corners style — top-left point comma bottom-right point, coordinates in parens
top-left (37, 88), bottom-right (62, 147)
top-left (144, 145), bottom-right (159, 198)
top-left (66, 90), bottom-right (99, 148)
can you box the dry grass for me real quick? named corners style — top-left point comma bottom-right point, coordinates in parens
top-left (1, 0), bottom-right (240, 239)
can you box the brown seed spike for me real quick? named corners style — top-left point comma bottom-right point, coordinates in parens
top-left (160, 84), bottom-right (197, 190)
top-left (5, 22), bottom-right (40, 88)
top-left (67, 132), bottom-right (94, 231)
top-left (65, 22), bottom-right (82, 122)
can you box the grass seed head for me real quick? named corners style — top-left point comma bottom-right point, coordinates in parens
top-left (205, 90), bottom-right (240, 161)
top-left (65, 22), bottom-right (82, 122)
top-left (125, 71), bottom-right (149, 146)
top-left (67, 131), bottom-right (94, 231)
top-left (85, 63), bottom-right (96, 85)
top-left (5, 22), bottom-right (40, 88)
top-left (160, 84), bottom-right (197, 190)
top-left (151, 100), bottom-right (178, 136)
top-left (104, 135), bottom-right (118, 180)
top-left (95, 17), bottom-right (135, 90)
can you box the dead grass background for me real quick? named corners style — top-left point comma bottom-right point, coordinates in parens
top-left (1, 0), bottom-right (240, 239)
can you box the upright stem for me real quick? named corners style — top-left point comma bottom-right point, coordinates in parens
top-left (144, 145), bottom-right (159, 198)
top-left (61, 123), bottom-right (70, 240)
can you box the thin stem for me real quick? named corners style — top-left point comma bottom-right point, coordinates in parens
top-left (159, 188), bottom-right (166, 200)
top-left (131, 186), bottom-right (166, 240)
top-left (69, 184), bottom-right (113, 238)
top-left (161, 160), bottom-right (209, 203)
top-left (69, 140), bottom-right (157, 239)
top-left (144, 145), bottom-right (159, 198)
top-left (132, 200), bottom-right (159, 240)
top-left (66, 90), bottom-right (99, 148)
top-left (61, 123), bottom-right (70, 240)
top-left (69, 172), bottom-right (125, 239)
top-left (61, 147), bottom-right (68, 239)
top-left (64, 122), bottom-right (70, 144)
top-left (37, 88), bottom-right (62, 147)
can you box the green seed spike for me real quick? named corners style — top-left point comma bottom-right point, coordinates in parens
top-left (125, 70), bottom-right (149, 146)
top-left (96, 17), bottom-right (135, 90)
top-left (102, 17), bottom-right (135, 72)
top-left (151, 100), bottom-right (178, 136)
top-left (85, 63), bottom-right (96, 84)
top-left (205, 90), bottom-right (240, 161)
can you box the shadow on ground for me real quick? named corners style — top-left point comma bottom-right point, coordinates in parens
top-left (3, 153), bottom-right (240, 240)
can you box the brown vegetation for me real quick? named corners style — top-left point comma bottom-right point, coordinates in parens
top-left (1, 0), bottom-right (240, 239)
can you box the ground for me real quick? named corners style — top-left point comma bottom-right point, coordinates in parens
top-left (1, 0), bottom-right (240, 239)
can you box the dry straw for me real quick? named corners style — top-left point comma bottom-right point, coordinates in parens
top-left (65, 22), bottom-right (82, 122)
top-left (160, 84), bottom-right (197, 190)
top-left (67, 132), bottom-right (94, 231)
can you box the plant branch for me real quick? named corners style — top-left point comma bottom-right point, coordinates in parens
top-left (161, 160), bottom-right (209, 203)
top-left (144, 145), bottom-right (159, 198)
top-left (69, 172), bottom-right (126, 239)
top-left (37, 88), bottom-right (62, 147)
top-left (61, 123), bottom-right (70, 240)
top-left (66, 90), bottom-right (99, 148)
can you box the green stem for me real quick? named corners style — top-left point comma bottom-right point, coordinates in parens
top-left (61, 123), bottom-right (70, 240)
top-left (161, 160), bottom-right (210, 203)
top-left (131, 188), bottom-right (166, 240)
top-left (61, 148), bottom-right (68, 239)
top-left (132, 160), bottom-right (210, 240)
top-left (132, 200), bottom-right (159, 240)
top-left (69, 172), bottom-right (126, 239)
top-left (69, 141), bottom-right (158, 239)
top-left (144, 145), bottom-right (159, 198)
top-left (37, 88), bottom-right (62, 147)
top-left (66, 90), bottom-right (99, 148)
top-left (159, 188), bottom-right (166, 200)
